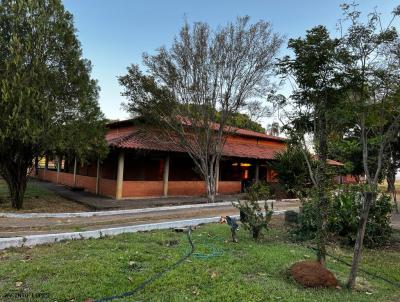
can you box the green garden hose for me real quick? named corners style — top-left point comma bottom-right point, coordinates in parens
top-left (92, 227), bottom-right (225, 302)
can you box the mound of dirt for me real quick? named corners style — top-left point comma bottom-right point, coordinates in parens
top-left (290, 261), bottom-right (338, 288)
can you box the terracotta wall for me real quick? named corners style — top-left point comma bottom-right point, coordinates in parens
top-left (120, 180), bottom-right (240, 198)
top-left (75, 175), bottom-right (97, 193)
top-left (226, 135), bottom-right (286, 150)
top-left (38, 169), bottom-right (74, 186)
top-left (99, 178), bottom-right (116, 197)
top-left (36, 169), bottom-right (116, 198)
top-left (37, 171), bottom-right (240, 199)
top-left (122, 180), bottom-right (207, 197)
top-left (122, 181), bottom-right (163, 197)
top-left (57, 171), bottom-right (74, 186)
top-left (218, 181), bottom-right (241, 194)
top-left (168, 181), bottom-right (206, 196)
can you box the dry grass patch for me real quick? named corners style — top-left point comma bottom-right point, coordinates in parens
top-left (0, 179), bottom-right (90, 213)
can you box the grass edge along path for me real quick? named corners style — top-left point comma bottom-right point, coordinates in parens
top-left (0, 223), bottom-right (399, 302)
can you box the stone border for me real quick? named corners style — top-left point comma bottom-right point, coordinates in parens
top-left (0, 199), bottom-right (298, 219)
top-left (0, 210), bottom-right (287, 250)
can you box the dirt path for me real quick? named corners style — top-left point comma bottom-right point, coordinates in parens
top-left (0, 180), bottom-right (90, 213)
top-left (391, 213), bottom-right (400, 230)
top-left (0, 200), bottom-right (299, 237)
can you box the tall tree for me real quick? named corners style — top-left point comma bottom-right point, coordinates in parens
top-left (328, 132), bottom-right (383, 181)
top-left (119, 17), bottom-right (283, 202)
top-left (278, 26), bottom-right (344, 265)
top-left (338, 3), bottom-right (400, 288)
top-left (386, 134), bottom-right (400, 213)
top-left (0, 0), bottom-right (107, 209)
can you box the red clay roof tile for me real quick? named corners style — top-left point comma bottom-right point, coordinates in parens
top-left (106, 118), bottom-right (286, 142)
top-left (105, 123), bottom-right (343, 165)
top-left (106, 131), bottom-right (285, 160)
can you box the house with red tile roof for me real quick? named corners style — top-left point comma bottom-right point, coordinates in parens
top-left (36, 118), bottom-right (351, 200)
top-left (36, 118), bottom-right (290, 199)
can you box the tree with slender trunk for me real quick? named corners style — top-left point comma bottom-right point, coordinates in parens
top-left (119, 17), bottom-right (283, 202)
top-left (278, 26), bottom-right (344, 265)
top-left (385, 130), bottom-right (400, 213)
top-left (0, 0), bottom-right (107, 209)
top-left (338, 3), bottom-right (400, 289)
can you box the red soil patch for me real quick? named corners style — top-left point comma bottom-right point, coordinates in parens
top-left (290, 261), bottom-right (338, 288)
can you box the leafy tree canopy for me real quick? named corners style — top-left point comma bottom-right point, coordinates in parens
top-left (120, 70), bottom-right (266, 134)
top-left (119, 17), bottom-right (282, 201)
top-left (217, 112), bottom-right (265, 133)
top-left (271, 145), bottom-right (313, 196)
top-left (0, 0), bottom-right (107, 209)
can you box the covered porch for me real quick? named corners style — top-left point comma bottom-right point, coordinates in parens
top-left (36, 148), bottom-right (278, 200)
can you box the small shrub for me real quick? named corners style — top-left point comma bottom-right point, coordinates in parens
top-left (292, 194), bottom-right (320, 241)
top-left (293, 185), bottom-right (392, 247)
top-left (329, 186), bottom-right (392, 247)
top-left (268, 183), bottom-right (291, 199)
top-left (234, 182), bottom-right (273, 240)
top-left (328, 186), bottom-right (359, 238)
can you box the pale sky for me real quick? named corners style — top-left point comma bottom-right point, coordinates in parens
top-left (62, 0), bottom-right (399, 128)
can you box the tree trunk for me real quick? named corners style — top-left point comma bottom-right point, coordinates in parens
top-left (203, 158), bottom-right (219, 202)
top-left (9, 179), bottom-right (27, 209)
top-left (317, 195), bottom-right (329, 266)
top-left (315, 100), bottom-right (329, 266)
top-left (252, 228), bottom-right (261, 240)
top-left (347, 191), bottom-right (374, 289)
top-left (2, 163), bottom-right (29, 210)
top-left (387, 163), bottom-right (399, 213)
top-left (34, 157), bottom-right (39, 176)
top-left (204, 159), bottom-right (218, 203)
top-left (206, 174), bottom-right (216, 203)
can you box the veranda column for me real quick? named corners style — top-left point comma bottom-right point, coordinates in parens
top-left (116, 150), bottom-right (125, 199)
top-left (44, 155), bottom-right (48, 179)
top-left (34, 157), bottom-right (39, 176)
top-left (73, 157), bottom-right (77, 186)
top-left (163, 155), bottom-right (170, 197)
top-left (95, 157), bottom-right (101, 195)
top-left (255, 163), bottom-right (260, 183)
top-left (56, 156), bottom-right (60, 183)
top-left (215, 161), bottom-right (220, 194)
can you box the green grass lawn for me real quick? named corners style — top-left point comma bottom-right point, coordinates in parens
top-left (0, 222), bottom-right (399, 301)
top-left (0, 179), bottom-right (89, 212)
